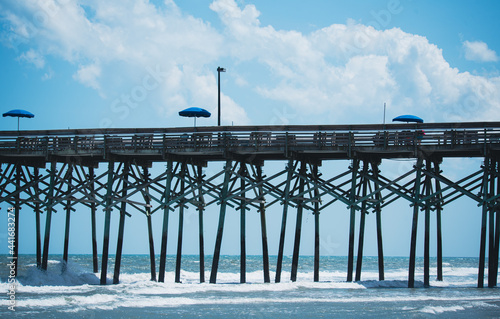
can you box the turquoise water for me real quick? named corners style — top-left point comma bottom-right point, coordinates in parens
top-left (1, 255), bottom-right (500, 318)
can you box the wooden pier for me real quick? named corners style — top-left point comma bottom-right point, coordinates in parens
top-left (1, 122), bottom-right (499, 287)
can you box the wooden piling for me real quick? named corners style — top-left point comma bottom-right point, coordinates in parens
top-left (100, 161), bottom-right (115, 285)
top-left (355, 161), bottom-right (369, 282)
top-left (89, 166), bottom-right (99, 273)
top-left (291, 161), bottom-right (306, 282)
top-left (239, 163), bottom-right (247, 284)
top-left (408, 158), bottom-right (423, 288)
top-left (257, 165), bottom-right (270, 283)
top-left (424, 160), bottom-right (431, 288)
top-left (478, 157), bottom-right (489, 288)
top-left (63, 165), bottom-right (73, 271)
top-left (275, 159), bottom-right (293, 283)
top-left (175, 163), bottom-right (187, 283)
top-left (197, 165), bottom-right (205, 283)
top-left (372, 161), bottom-right (385, 281)
top-left (144, 167), bottom-right (156, 282)
top-left (113, 162), bottom-right (129, 284)
top-left (42, 161), bottom-right (57, 271)
top-left (159, 159), bottom-right (173, 283)
top-left (34, 167), bottom-right (42, 269)
top-left (488, 158), bottom-right (496, 288)
top-left (434, 161), bottom-right (443, 281)
top-left (347, 159), bottom-right (359, 282)
top-left (210, 159), bottom-right (232, 284)
top-left (313, 165), bottom-right (320, 282)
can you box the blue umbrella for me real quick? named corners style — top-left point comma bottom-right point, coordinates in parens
top-left (3, 109), bottom-right (35, 130)
top-left (392, 115), bottom-right (423, 123)
top-left (179, 107), bottom-right (211, 127)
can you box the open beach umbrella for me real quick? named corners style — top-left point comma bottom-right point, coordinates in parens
top-left (179, 107), bottom-right (211, 127)
top-left (392, 115), bottom-right (424, 123)
top-left (3, 109), bottom-right (35, 130)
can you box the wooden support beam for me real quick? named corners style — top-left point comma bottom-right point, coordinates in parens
top-left (408, 158), bottom-right (423, 288)
top-left (347, 159), bottom-right (359, 282)
top-left (159, 159), bottom-right (173, 283)
top-left (100, 161), bottom-right (115, 285)
top-left (42, 161), bottom-right (57, 271)
top-left (371, 161), bottom-right (385, 281)
top-left (113, 162), bottom-right (129, 284)
top-left (434, 162), bottom-right (443, 281)
top-left (276, 159), bottom-right (294, 283)
top-left (257, 165), bottom-right (270, 283)
top-left (488, 159), bottom-right (496, 288)
top-left (355, 161), bottom-right (369, 282)
top-left (175, 162), bottom-right (187, 283)
top-left (239, 163), bottom-right (247, 284)
top-left (89, 166), bottom-right (99, 273)
top-left (291, 161), bottom-right (306, 282)
top-left (493, 158), bottom-right (500, 287)
top-left (34, 167), bottom-right (42, 269)
top-left (424, 160), bottom-right (432, 287)
top-left (143, 167), bottom-right (156, 282)
top-left (210, 159), bottom-right (232, 284)
top-left (313, 164), bottom-right (320, 282)
top-left (62, 165), bottom-right (74, 272)
top-left (478, 157), bottom-right (489, 288)
top-left (197, 165), bottom-right (205, 283)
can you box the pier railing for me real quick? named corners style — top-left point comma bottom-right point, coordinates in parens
top-left (1, 122), bottom-right (500, 161)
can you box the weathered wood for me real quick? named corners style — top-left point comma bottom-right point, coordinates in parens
top-left (41, 161), bottom-right (57, 271)
top-left (347, 159), bottom-right (359, 282)
top-left (210, 159), bottom-right (232, 284)
top-left (372, 161), bottom-right (385, 281)
top-left (355, 161), bottom-right (369, 282)
top-left (89, 166), bottom-right (99, 273)
top-left (100, 161), bottom-right (115, 285)
top-left (257, 165), bottom-right (270, 283)
top-left (291, 161), bottom-right (306, 282)
top-left (434, 162), bottom-right (443, 281)
top-left (313, 165), bottom-right (320, 282)
top-left (478, 157), bottom-right (490, 288)
top-left (197, 165), bottom-right (205, 283)
top-left (62, 165), bottom-right (73, 272)
top-left (408, 158), bottom-right (423, 288)
top-left (275, 159), bottom-right (294, 283)
top-left (175, 162), bottom-right (187, 283)
top-left (239, 163), bottom-right (247, 284)
top-left (159, 159), bottom-right (173, 283)
top-left (424, 160), bottom-right (431, 287)
top-left (113, 162), bottom-right (129, 284)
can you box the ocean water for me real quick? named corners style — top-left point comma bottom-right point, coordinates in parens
top-left (1, 255), bottom-right (500, 318)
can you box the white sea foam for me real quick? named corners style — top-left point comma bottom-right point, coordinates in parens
top-left (420, 305), bottom-right (466, 314)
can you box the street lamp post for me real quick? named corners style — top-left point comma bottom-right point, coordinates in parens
top-left (217, 66), bottom-right (225, 126)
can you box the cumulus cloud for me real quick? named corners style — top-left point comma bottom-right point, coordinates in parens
top-left (1, 0), bottom-right (499, 126)
top-left (211, 0), bottom-right (500, 123)
top-left (73, 62), bottom-right (101, 91)
top-left (463, 40), bottom-right (499, 62)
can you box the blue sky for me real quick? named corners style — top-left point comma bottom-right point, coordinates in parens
top-left (1, 0), bottom-right (500, 261)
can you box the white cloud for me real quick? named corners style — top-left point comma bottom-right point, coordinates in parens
top-left (73, 62), bottom-right (101, 91)
top-left (463, 40), bottom-right (499, 62)
top-left (211, 0), bottom-right (500, 123)
top-left (18, 49), bottom-right (45, 68)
